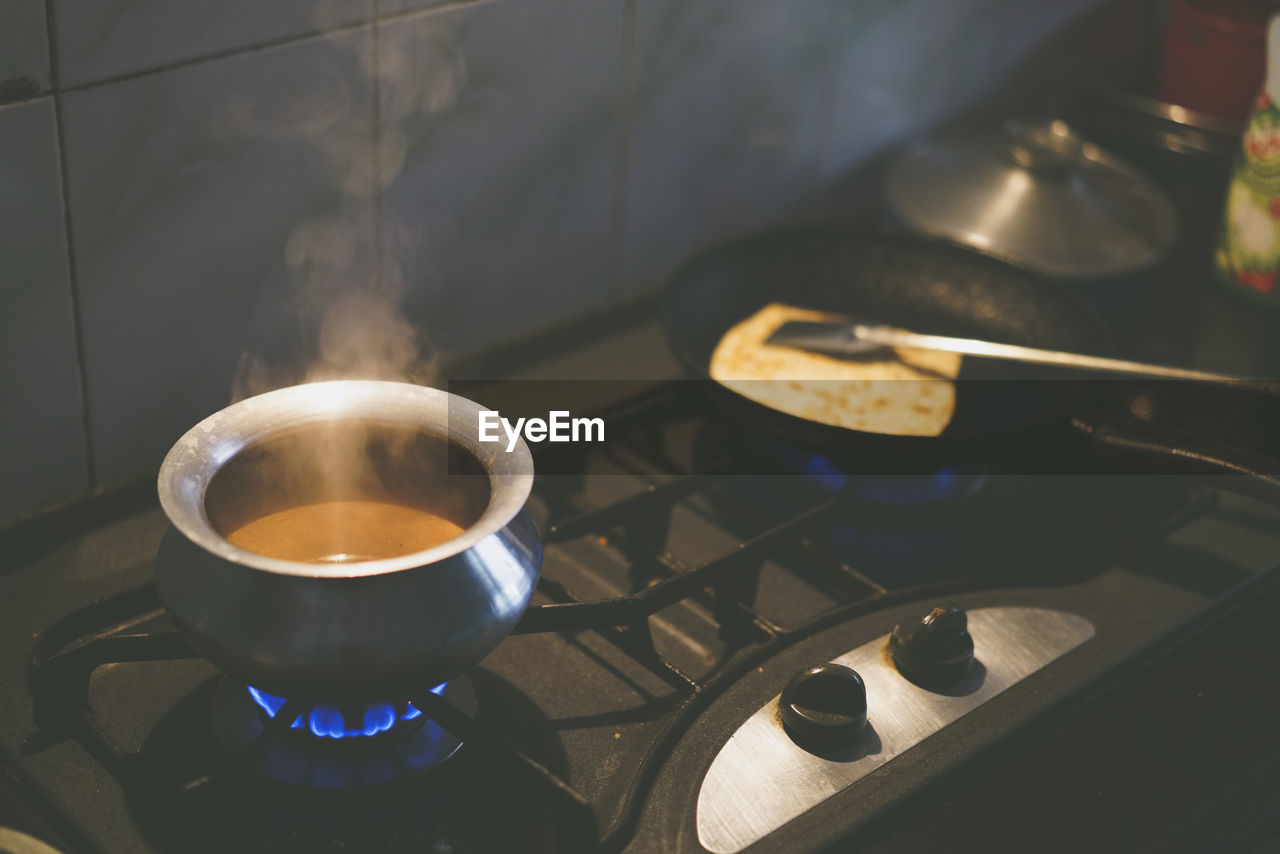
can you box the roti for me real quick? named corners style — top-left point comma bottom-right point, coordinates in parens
top-left (708, 303), bottom-right (961, 437)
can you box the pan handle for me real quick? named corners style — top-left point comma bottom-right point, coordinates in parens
top-left (1069, 414), bottom-right (1280, 504)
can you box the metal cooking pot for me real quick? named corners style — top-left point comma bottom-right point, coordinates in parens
top-left (155, 380), bottom-right (540, 700)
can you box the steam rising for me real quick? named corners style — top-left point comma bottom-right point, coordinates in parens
top-left (232, 11), bottom-right (467, 403)
top-left (219, 12), bottom-right (477, 547)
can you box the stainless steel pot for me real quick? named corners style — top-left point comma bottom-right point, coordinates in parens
top-left (155, 380), bottom-right (540, 700)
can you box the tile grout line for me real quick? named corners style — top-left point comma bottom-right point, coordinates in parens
top-left (378, 0), bottom-right (500, 27)
top-left (55, 17), bottom-right (373, 97)
top-left (42, 0), bottom-right (98, 488)
top-left (51, 0), bottom-right (498, 99)
top-left (610, 0), bottom-right (638, 305)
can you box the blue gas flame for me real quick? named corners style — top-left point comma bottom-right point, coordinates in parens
top-left (247, 682), bottom-right (446, 739)
top-left (775, 447), bottom-right (982, 505)
top-left (778, 448), bottom-right (849, 493)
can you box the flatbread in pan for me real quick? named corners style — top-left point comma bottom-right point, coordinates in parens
top-left (709, 303), bottom-right (962, 437)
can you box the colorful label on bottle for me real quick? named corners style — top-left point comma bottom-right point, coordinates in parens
top-left (1216, 93), bottom-right (1280, 298)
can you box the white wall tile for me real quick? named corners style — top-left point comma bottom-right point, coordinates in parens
top-left (0, 0), bottom-right (50, 99)
top-left (378, 0), bottom-right (620, 360)
top-left (0, 98), bottom-right (90, 521)
top-left (62, 29), bottom-right (376, 485)
top-left (622, 0), bottom-right (841, 296)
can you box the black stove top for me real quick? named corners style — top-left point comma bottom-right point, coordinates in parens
top-left (4, 336), bottom-right (1280, 854)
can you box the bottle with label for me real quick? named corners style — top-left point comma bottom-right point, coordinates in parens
top-left (1216, 13), bottom-right (1280, 300)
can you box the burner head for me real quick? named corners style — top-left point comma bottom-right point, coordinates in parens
top-left (211, 676), bottom-right (477, 789)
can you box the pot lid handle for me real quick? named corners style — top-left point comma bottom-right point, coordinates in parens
top-left (1004, 118), bottom-right (1086, 172)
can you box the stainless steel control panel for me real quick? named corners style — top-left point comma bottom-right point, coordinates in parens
top-left (695, 607), bottom-right (1096, 853)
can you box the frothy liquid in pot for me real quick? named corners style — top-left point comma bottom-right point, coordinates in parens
top-left (225, 500), bottom-right (467, 564)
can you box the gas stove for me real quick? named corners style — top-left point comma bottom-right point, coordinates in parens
top-left (3, 316), bottom-right (1280, 854)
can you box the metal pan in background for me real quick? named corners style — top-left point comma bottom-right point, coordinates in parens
top-left (883, 119), bottom-right (1178, 317)
top-left (660, 228), bottom-right (1280, 491)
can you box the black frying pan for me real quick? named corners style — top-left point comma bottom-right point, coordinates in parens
top-left (661, 228), bottom-right (1280, 487)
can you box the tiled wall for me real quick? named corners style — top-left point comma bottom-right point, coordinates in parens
top-left (0, 0), bottom-right (1098, 523)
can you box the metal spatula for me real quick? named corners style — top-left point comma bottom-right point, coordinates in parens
top-left (764, 320), bottom-right (1280, 395)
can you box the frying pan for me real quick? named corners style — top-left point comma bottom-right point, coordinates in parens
top-left (661, 228), bottom-right (1280, 488)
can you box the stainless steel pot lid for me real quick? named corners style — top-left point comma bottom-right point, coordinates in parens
top-left (885, 119), bottom-right (1177, 280)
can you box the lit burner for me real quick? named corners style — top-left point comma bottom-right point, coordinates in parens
top-left (782, 448), bottom-right (849, 494)
top-left (246, 683), bottom-right (445, 740)
top-left (844, 466), bottom-right (987, 506)
top-left (775, 447), bottom-right (987, 505)
top-left (212, 676), bottom-right (477, 789)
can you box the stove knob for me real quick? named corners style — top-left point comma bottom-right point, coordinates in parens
top-left (779, 663), bottom-right (867, 751)
top-left (889, 604), bottom-right (975, 689)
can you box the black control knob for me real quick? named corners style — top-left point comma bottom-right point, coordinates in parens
top-left (889, 604), bottom-right (975, 688)
top-left (779, 663), bottom-right (867, 750)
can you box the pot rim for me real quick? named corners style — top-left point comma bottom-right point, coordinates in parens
top-left (156, 379), bottom-right (533, 579)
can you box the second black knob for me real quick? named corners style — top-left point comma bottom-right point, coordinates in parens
top-left (888, 604), bottom-right (975, 689)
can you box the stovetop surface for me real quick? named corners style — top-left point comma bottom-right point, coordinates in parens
top-left (3, 355), bottom-right (1280, 854)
